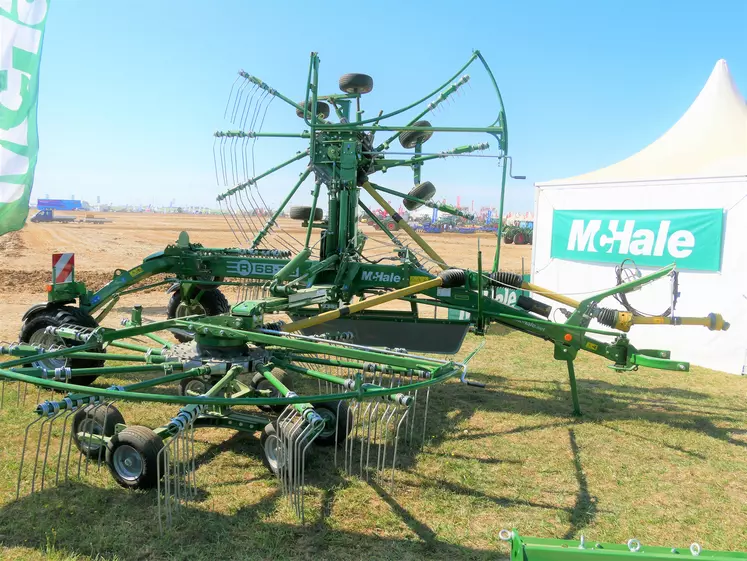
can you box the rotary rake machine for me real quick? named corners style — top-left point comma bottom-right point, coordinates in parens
top-left (0, 52), bottom-right (732, 542)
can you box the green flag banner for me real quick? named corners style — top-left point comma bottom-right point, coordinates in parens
top-left (0, 0), bottom-right (50, 236)
top-left (550, 209), bottom-right (723, 271)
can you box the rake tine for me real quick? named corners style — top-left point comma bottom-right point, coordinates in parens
top-left (84, 401), bottom-right (104, 475)
top-left (223, 75), bottom-right (240, 120)
top-left (17, 415), bottom-right (44, 499)
top-left (391, 408), bottom-right (409, 491)
top-left (55, 406), bottom-right (76, 486)
top-left (31, 406), bottom-right (59, 494)
top-left (421, 387), bottom-right (431, 446)
top-left (230, 80), bottom-right (247, 124)
top-left (1, 377), bottom-right (5, 409)
top-left (40, 407), bottom-right (64, 491)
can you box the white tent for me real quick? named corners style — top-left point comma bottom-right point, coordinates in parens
top-left (532, 59), bottom-right (747, 374)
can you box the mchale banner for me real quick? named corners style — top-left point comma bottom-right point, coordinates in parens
top-left (0, 0), bottom-right (50, 236)
top-left (550, 209), bottom-right (723, 271)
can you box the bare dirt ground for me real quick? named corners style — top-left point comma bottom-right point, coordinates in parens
top-left (0, 211), bottom-right (532, 341)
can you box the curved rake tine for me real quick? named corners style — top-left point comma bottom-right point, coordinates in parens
top-left (421, 387), bottom-right (431, 446)
top-left (223, 75), bottom-right (240, 120)
top-left (40, 408), bottom-right (65, 491)
top-left (55, 408), bottom-right (77, 486)
top-left (391, 408), bottom-right (409, 490)
top-left (31, 408), bottom-right (60, 494)
top-left (17, 415), bottom-right (44, 499)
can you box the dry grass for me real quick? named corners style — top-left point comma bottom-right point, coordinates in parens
top-left (1, 328), bottom-right (746, 560)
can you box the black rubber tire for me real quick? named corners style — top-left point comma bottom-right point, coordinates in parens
top-left (338, 73), bottom-right (374, 95)
top-left (312, 401), bottom-right (353, 447)
top-left (106, 426), bottom-right (165, 490)
top-left (403, 181), bottom-right (437, 211)
top-left (260, 421), bottom-right (282, 476)
top-left (166, 288), bottom-right (230, 343)
top-left (289, 206), bottom-right (323, 222)
top-left (72, 404), bottom-right (125, 458)
top-left (178, 377), bottom-right (211, 397)
top-left (295, 100), bottom-right (331, 120)
top-left (386, 221), bottom-right (400, 232)
top-left (513, 232), bottom-right (526, 245)
top-left (19, 306), bottom-right (104, 386)
top-left (503, 234), bottom-right (514, 244)
top-left (250, 371), bottom-right (293, 414)
top-left (399, 120), bottom-right (433, 149)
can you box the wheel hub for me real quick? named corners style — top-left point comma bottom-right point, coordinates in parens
top-left (113, 445), bottom-right (144, 481)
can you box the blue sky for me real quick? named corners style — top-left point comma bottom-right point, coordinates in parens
top-left (33, 0), bottom-right (747, 212)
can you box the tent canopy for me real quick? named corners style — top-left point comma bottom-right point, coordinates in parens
top-left (540, 60), bottom-right (747, 186)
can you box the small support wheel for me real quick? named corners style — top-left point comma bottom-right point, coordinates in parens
top-left (106, 426), bottom-right (165, 490)
top-left (260, 421), bottom-right (284, 475)
top-left (295, 100), bottom-right (330, 120)
top-left (72, 404), bottom-right (125, 458)
top-left (166, 288), bottom-right (230, 343)
top-left (403, 181), bottom-right (437, 211)
top-left (250, 371), bottom-right (293, 413)
top-left (179, 377), bottom-right (211, 396)
top-left (503, 234), bottom-right (514, 244)
top-left (289, 206), bottom-right (323, 222)
top-left (312, 401), bottom-right (353, 447)
top-left (338, 73), bottom-right (373, 95)
top-left (399, 120), bottom-right (433, 149)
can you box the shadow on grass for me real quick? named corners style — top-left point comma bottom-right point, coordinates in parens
top-left (0, 482), bottom-right (499, 561)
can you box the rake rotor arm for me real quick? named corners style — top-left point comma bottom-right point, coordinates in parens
top-left (370, 182), bottom-right (478, 221)
top-left (238, 70), bottom-right (330, 125)
top-left (216, 150), bottom-right (310, 201)
top-left (374, 74), bottom-right (471, 151)
top-left (362, 181), bottom-right (449, 269)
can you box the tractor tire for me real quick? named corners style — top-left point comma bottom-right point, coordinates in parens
top-left (513, 232), bottom-right (526, 245)
top-left (503, 235), bottom-right (513, 244)
top-left (166, 288), bottom-right (230, 343)
top-left (399, 120), bottom-right (434, 149)
top-left (106, 426), bottom-right (165, 490)
top-left (19, 305), bottom-right (105, 386)
top-left (387, 221), bottom-right (399, 232)
top-left (289, 206), bottom-right (323, 222)
top-left (338, 73), bottom-right (374, 95)
top-left (403, 181), bottom-right (437, 211)
top-left (296, 100), bottom-right (331, 120)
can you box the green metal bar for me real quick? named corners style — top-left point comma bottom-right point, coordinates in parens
top-left (12, 363), bottom-right (184, 378)
top-left (492, 159), bottom-right (509, 273)
top-left (566, 360), bottom-right (581, 416)
top-left (372, 181), bottom-right (478, 219)
top-left (108, 340), bottom-right (163, 355)
top-left (276, 360), bottom-right (348, 386)
top-left (214, 131), bottom-right (310, 139)
top-left (0, 341), bottom-right (100, 369)
top-left (282, 353), bottom-right (426, 376)
top-left (237, 70), bottom-right (329, 125)
top-left (375, 74), bottom-right (471, 151)
top-left (326, 52), bottom-right (478, 127)
top-left (358, 201), bottom-right (404, 247)
top-left (256, 363), bottom-right (312, 417)
top-left (304, 180), bottom-right (322, 248)
top-left (217, 150), bottom-right (310, 201)
top-left (251, 166), bottom-right (312, 247)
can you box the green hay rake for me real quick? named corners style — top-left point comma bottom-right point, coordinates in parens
top-left (0, 51), bottom-right (733, 551)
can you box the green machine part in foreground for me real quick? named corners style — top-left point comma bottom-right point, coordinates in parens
top-left (505, 530), bottom-right (747, 560)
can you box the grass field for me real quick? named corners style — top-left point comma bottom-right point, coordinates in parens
top-left (1, 327), bottom-right (746, 561)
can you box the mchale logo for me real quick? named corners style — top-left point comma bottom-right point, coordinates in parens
top-left (568, 219), bottom-right (695, 258)
top-left (360, 271), bottom-right (402, 283)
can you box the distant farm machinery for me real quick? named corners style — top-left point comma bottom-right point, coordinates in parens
top-left (0, 51), bottom-right (732, 549)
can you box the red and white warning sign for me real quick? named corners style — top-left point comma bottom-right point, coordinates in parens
top-left (52, 253), bottom-right (75, 284)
